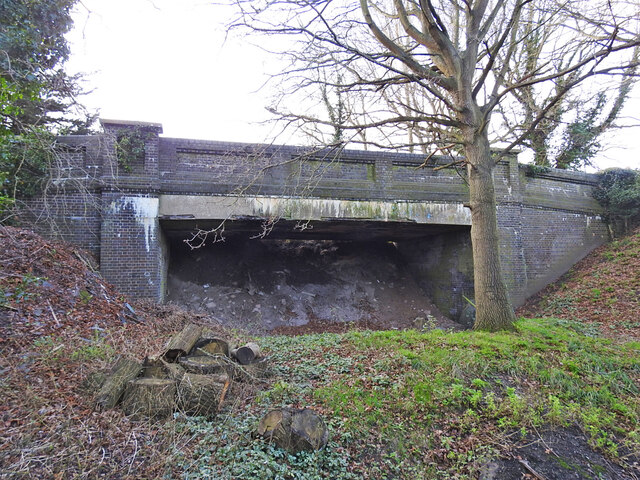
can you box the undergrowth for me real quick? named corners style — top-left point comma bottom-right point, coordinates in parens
top-left (166, 318), bottom-right (640, 479)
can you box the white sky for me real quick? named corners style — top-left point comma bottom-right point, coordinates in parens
top-left (66, 0), bottom-right (639, 171)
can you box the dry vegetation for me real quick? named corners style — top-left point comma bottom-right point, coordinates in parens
top-left (0, 227), bottom-right (254, 478)
top-left (519, 226), bottom-right (640, 341)
top-left (1, 226), bottom-right (639, 479)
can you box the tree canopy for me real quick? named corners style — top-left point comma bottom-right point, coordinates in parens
top-left (1, 0), bottom-right (91, 217)
top-left (230, 0), bottom-right (640, 331)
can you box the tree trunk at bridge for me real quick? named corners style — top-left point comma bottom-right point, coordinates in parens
top-left (465, 130), bottom-right (517, 332)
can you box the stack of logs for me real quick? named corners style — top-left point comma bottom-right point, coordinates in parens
top-left (93, 324), bottom-right (267, 420)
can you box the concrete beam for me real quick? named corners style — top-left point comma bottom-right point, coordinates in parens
top-left (159, 194), bottom-right (472, 226)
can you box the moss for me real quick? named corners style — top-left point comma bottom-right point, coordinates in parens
top-left (366, 164), bottom-right (376, 182)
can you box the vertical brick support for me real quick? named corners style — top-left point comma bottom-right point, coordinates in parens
top-left (100, 192), bottom-right (167, 301)
top-left (496, 203), bottom-right (527, 308)
top-left (495, 155), bottom-right (528, 308)
top-left (98, 120), bottom-right (167, 301)
top-left (374, 157), bottom-right (393, 199)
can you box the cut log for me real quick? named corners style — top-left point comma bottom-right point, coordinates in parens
top-left (179, 355), bottom-right (228, 375)
top-left (95, 357), bottom-right (143, 410)
top-left (121, 378), bottom-right (176, 420)
top-left (194, 338), bottom-right (230, 357)
top-left (82, 370), bottom-right (108, 392)
top-left (174, 372), bottom-right (229, 416)
top-left (142, 356), bottom-right (167, 379)
top-left (163, 324), bottom-right (203, 362)
top-left (164, 362), bottom-right (187, 382)
top-left (257, 408), bottom-right (329, 452)
top-left (231, 342), bottom-right (261, 365)
top-left (233, 357), bottom-right (269, 383)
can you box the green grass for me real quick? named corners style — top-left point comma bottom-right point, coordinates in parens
top-left (168, 318), bottom-right (640, 479)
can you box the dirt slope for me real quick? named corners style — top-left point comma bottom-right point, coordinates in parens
top-left (167, 239), bottom-right (460, 334)
top-left (518, 227), bottom-right (640, 340)
top-left (0, 226), bottom-right (240, 479)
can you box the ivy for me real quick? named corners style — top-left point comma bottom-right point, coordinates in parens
top-left (114, 128), bottom-right (149, 172)
top-left (522, 163), bottom-right (552, 177)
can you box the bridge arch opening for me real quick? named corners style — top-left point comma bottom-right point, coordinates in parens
top-left (162, 218), bottom-right (473, 333)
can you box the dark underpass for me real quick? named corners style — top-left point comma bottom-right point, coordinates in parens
top-left (162, 220), bottom-right (470, 333)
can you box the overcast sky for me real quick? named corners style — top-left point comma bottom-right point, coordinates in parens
top-left (66, 0), bottom-right (639, 171)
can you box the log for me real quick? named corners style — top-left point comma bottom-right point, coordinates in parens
top-left (163, 324), bottom-right (203, 362)
top-left (194, 337), bottom-right (230, 357)
top-left (231, 342), bottom-right (261, 365)
top-left (121, 378), bottom-right (176, 420)
top-left (82, 370), bottom-right (108, 392)
top-left (142, 356), bottom-right (167, 379)
top-left (257, 408), bottom-right (329, 452)
top-left (164, 362), bottom-right (187, 382)
top-left (174, 372), bottom-right (229, 416)
top-left (179, 355), bottom-right (228, 375)
top-left (95, 357), bottom-right (143, 410)
top-left (233, 357), bottom-right (269, 383)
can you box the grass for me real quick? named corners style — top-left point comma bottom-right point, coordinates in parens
top-left (167, 318), bottom-right (640, 479)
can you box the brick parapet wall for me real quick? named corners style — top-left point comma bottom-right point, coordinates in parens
top-left (21, 126), bottom-right (609, 306)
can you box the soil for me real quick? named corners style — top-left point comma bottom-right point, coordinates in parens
top-left (481, 427), bottom-right (637, 480)
top-left (167, 238), bottom-right (461, 334)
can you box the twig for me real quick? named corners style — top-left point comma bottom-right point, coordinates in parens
top-left (417, 143), bottom-right (457, 168)
top-left (532, 425), bottom-right (559, 458)
top-left (434, 159), bottom-right (466, 171)
top-left (517, 457), bottom-right (548, 480)
top-left (74, 251), bottom-right (97, 272)
top-left (47, 300), bottom-right (60, 326)
top-left (0, 304), bottom-right (18, 311)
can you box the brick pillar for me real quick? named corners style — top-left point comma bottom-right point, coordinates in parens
top-left (98, 119), bottom-right (167, 301)
top-left (100, 192), bottom-right (168, 301)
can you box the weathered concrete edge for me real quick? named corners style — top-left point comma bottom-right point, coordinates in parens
top-left (158, 194), bottom-right (473, 226)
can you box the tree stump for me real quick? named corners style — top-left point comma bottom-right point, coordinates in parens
top-left (231, 342), bottom-right (261, 365)
top-left (257, 408), bottom-right (329, 452)
top-left (95, 357), bottom-right (143, 410)
top-left (164, 362), bottom-right (187, 382)
top-left (194, 338), bottom-right (230, 357)
top-left (179, 355), bottom-right (228, 375)
top-left (121, 378), bottom-right (176, 420)
top-left (175, 372), bottom-right (229, 416)
top-left (163, 324), bottom-right (203, 362)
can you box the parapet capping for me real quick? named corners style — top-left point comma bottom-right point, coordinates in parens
top-left (71, 120), bottom-right (600, 191)
top-left (100, 118), bottom-right (163, 134)
top-left (518, 163), bottom-right (598, 186)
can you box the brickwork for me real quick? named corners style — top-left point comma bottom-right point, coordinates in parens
top-left (518, 205), bottom-right (608, 298)
top-left (100, 192), bottom-right (167, 300)
top-left (397, 229), bottom-right (474, 319)
top-left (18, 190), bottom-right (102, 257)
top-left (17, 119), bottom-right (609, 308)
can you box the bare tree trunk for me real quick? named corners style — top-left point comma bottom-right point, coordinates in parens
top-left (465, 130), bottom-right (517, 332)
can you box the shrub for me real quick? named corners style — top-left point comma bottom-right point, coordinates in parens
top-left (593, 168), bottom-right (640, 236)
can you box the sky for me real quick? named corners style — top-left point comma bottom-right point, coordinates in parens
top-left (66, 0), bottom-right (640, 171)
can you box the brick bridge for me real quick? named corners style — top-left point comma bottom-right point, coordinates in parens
top-left (28, 119), bottom-right (608, 321)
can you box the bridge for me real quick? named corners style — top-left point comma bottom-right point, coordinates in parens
top-left (25, 119), bottom-right (608, 321)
